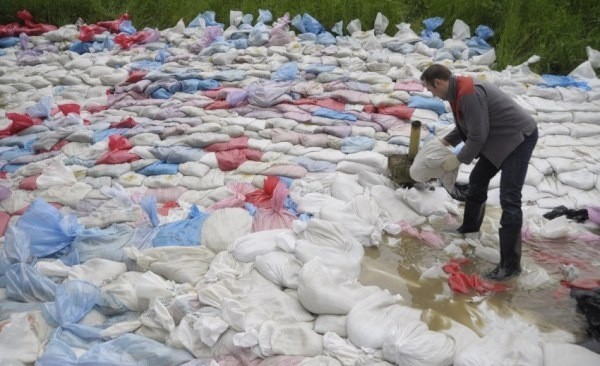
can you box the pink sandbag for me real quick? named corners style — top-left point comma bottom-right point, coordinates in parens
top-left (252, 181), bottom-right (296, 232)
top-left (208, 182), bottom-right (256, 212)
top-left (588, 206), bottom-right (600, 225)
top-left (96, 150), bottom-right (140, 164)
top-left (19, 175), bottom-right (39, 191)
top-left (0, 211), bottom-right (10, 237)
top-left (205, 136), bottom-right (249, 152)
top-left (143, 186), bottom-right (188, 203)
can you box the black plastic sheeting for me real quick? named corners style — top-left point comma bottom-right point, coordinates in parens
top-left (543, 205), bottom-right (589, 223)
top-left (571, 287), bottom-right (600, 353)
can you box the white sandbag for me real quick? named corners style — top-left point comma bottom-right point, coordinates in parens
top-left (382, 320), bottom-right (455, 366)
top-left (126, 246), bottom-right (215, 285)
top-left (230, 229), bottom-right (292, 262)
top-left (543, 342), bottom-right (600, 366)
top-left (346, 290), bottom-right (422, 349)
top-left (143, 173), bottom-right (184, 188)
top-left (319, 192), bottom-right (387, 246)
top-left (294, 239), bottom-right (363, 279)
top-left (397, 186), bottom-right (453, 217)
top-left (202, 251), bottom-right (254, 284)
top-left (213, 271), bottom-right (314, 332)
top-left (297, 258), bottom-right (380, 315)
top-left (314, 315), bottom-right (347, 337)
top-left (68, 258), bottom-right (127, 286)
top-left (258, 320), bottom-right (324, 357)
top-left (254, 251), bottom-right (302, 289)
top-left (557, 169), bottom-right (596, 190)
top-left (454, 317), bottom-right (544, 366)
top-left (330, 172), bottom-right (363, 201)
top-left (371, 185), bottom-right (426, 226)
top-left (201, 207), bottom-right (253, 253)
top-left (36, 160), bottom-right (77, 189)
top-left (0, 312), bottom-right (51, 364)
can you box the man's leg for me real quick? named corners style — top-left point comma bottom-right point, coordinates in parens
top-left (458, 156), bottom-right (499, 234)
top-left (487, 129), bottom-right (538, 280)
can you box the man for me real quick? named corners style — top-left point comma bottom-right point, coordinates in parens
top-left (420, 64), bottom-right (538, 281)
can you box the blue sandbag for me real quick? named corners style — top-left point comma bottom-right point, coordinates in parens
top-left (92, 128), bottom-right (130, 143)
top-left (0, 37), bottom-right (19, 48)
top-left (257, 9), bottom-right (273, 24)
top-left (408, 95), bottom-right (446, 115)
top-left (136, 162), bottom-right (179, 176)
top-left (542, 74), bottom-right (590, 90)
top-left (313, 107), bottom-right (358, 121)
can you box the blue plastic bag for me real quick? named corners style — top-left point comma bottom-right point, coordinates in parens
top-left (257, 9), bottom-right (273, 24)
top-left (475, 25), bottom-right (494, 40)
top-left (301, 13), bottom-right (326, 34)
top-left (542, 74), bottom-right (590, 90)
top-left (2, 226), bottom-right (57, 302)
top-left (421, 17), bottom-right (444, 49)
top-left (25, 96), bottom-right (53, 118)
top-left (341, 136), bottom-right (375, 153)
top-left (153, 205), bottom-right (210, 247)
top-left (119, 20), bottom-right (137, 35)
top-left (92, 128), bottom-right (130, 143)
top-left (41, 280), bottom-right (99, 327)
top-left (16, 199), bottom-right (83, 258)
top-left (332, 21), bottom-right (344, 36)
top-left (317, 31), bottom-right (336, 45)
top-left (272, 62), bottom-right (299, 81)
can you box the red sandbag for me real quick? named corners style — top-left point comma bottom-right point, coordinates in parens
top-left (0, 113), bottom-right (42, 137)
top-left (245, 176), bottom-right (280, 208)
top-left (78, 24), bottom-right (107, 42)
top-left (38, 140), bottom-right (68, 154)
top-left (87, 105), bottom-right (108, 114)
top-left (561, 278), bottom-right (600, 290)
top-left (108, 134), bottom-right (132, 151)
top-left (58, 103), bottom-right (81, 115)
top-left (96, 150), bottom-right (140, 165)
top-left (243, 148), bottom-right (263, 161)
top-left (110, 117), bottom-right (138, 129)
top-left (19, 175), bottom-right (39, 191)
top-left (377, 104), bottom-right (415, 120)
top-left (0, 10), bottom-right (57, 37)
top-left (126, 70), bottom-right (147, 83)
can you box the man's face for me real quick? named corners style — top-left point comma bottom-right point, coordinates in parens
top-left (423, 79), bottom-right (447, 100)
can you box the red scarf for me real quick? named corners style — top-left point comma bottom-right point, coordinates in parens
top-left (449, 76), bottom-right (474, 121)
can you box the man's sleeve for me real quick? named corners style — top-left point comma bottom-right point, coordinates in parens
top-left (443, 128), bottom-right (462, 147)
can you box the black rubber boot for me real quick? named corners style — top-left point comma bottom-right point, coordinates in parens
top-left (457, 200), bottom-right (486, 234)
top-left (485, 227), bottom-right (522, 281)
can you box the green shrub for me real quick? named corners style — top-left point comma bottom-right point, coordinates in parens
top-left (1, 0), bottom-right (598, 74)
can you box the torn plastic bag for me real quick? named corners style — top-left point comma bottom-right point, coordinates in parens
top-left (252, 181), bottom-right (297, 232)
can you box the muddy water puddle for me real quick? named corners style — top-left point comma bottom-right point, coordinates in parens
top-left (359, 207), bottom-right (597, 341)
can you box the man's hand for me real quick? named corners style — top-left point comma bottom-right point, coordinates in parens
top-left (442, 155), bottom-right (461, 171)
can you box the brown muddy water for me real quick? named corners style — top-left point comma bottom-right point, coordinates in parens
top-left (359, 206), bottom-right (598, 341)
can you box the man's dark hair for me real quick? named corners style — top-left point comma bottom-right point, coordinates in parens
top-left (420, 64), bottom-right (452, 84)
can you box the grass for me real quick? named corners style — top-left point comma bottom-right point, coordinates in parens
top-left (1, 0), bottom-right (599, 74)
